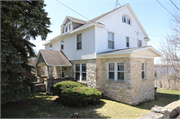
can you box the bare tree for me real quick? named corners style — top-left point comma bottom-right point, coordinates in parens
top-left (160, 9), bottom-right (180, 82)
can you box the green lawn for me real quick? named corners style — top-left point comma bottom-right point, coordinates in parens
top-left (1, 88), bottom-right (180, 118)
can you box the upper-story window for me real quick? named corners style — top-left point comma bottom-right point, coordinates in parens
top-left (77, 34), bottom-right (82, 50)
top-left (64, 22), bottom-right (72, 33)
top-left (138, 40), bottom-right (142, 47)
top-left (61, 40), bottom-right (64, 50)
top-left (122, 15), bottom-right (131, 25)
top-left (50, 44), bottom-right (52, 50)
top-left (126, 37), bottom-right (129, 47)
top-left (108, 32), bottom-right (114, 49)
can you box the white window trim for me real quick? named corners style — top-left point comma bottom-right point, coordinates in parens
top-left (107, 32), bottom-right (114, 49)
top-left (122, 15), bottom-right (131, 25)
top-left (75, 33), bottom-right (82, 51)
top-left (74, 63), bottom-right (86, 82)
top-left (107, 62), bottom-right (125, 81)
top-left (142, 63), bottom-right (146, 80)
top-left (64, 22), bottom-right (72, 33)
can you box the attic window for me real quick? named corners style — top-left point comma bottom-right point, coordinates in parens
top-left (122, 15), bottom-right (131, 25)
top-left (64, 22), bottom-right (72, 33)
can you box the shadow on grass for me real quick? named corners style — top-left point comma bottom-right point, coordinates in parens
top-left (1, 92), bottom-right (109, 118)
top-left (136, 92), bottom-right (180, 110)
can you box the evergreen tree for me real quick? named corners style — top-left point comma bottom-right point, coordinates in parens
top-left (1, 1), bottom-right (51, 104)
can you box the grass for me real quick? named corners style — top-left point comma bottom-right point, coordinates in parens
top-left (1, 88), bottom-right (180, 118)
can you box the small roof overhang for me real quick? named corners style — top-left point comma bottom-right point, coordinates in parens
top-left (35, 50), bottom-right (72, 67)
top-left (97, 46), bottom-right (162, 58)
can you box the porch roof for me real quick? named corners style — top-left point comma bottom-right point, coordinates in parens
top-left (97, 46), bottom-right (162, 57)
top-left (35, 49), bottom-right (72, 67)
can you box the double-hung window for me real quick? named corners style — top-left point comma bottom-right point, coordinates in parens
top-left (77, 34), bottom-right (82, 50)
top-left (82, 64), bottom-right (86, 81)
top-left (108, 63), bottom-right (124, 81)
top-left (138, 40), bottom-right (142, 47)
top-left (126, 37), bottom-right (129, 47)
top-left (108, 63), bottom-right (114, 80)
top-left (61, 40), bottom-right (64, 50)
top-left (122, 15), bottom-right (131, 25)
top-left (142, 63), bottom-right (145, 80)
top-left (122, 15), bottom-right (126, 23)
top-left (117, 63), bottom-right (124, 80)
top-left (75, 64), bottom-right (86, 81)
top-left (75, 64), bottom-right (80, 81)
top-left (108, 32), bottom-right (114, 49)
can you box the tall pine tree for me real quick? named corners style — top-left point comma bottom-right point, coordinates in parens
top-left (1, 1), bottom-right (51, 104)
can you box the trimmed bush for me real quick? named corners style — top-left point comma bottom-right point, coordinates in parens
top-left (61, 87), bottom-right (102, 107)
top-left (51, 81), bottom-right (102, 107)
top-left (50, 81), bottom-right (85, 96)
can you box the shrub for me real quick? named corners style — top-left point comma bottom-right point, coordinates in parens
top-left (50, 81), bottom-right (85, 96)
top-left (61, 87), bottom-right (102, 107)
top-left (51, 81), bottom-right (102, 107)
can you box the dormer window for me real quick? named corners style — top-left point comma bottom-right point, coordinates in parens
top-left (64, 22), bottom-right (72, 33)
top-left (122, 15), bottom-right (131, 25)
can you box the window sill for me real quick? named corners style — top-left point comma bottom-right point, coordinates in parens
top-left (142, 78), bottom-right (146, 80)
top-left (107, 79), bottom-right (124, 82)
top-left (76, 49), bottom-right (83, 52)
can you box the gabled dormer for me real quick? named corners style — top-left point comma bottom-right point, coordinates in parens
top-left (61, 16), bottom-right (86, 33)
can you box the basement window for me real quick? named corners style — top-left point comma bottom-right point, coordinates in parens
top-left (142, 63), bottom-right (145, 80)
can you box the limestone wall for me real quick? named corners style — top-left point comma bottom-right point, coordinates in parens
top-left (96, 57), bottom-right (134, 104)
top-left (71, 59), bottom-right (97, 88)
top-left (96, 57), bottom-right (155, 105)
top-left (130, 58), bottom-right (155, 105)
top-left (64, 66), bottom-right (73, 77)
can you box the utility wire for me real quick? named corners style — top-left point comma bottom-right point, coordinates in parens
top-left (56, 0), bottom-right (171, 39)
top-left (156, 0), bottom-right (179, 21)
top-left (170, 0), bottom-right (180, 11)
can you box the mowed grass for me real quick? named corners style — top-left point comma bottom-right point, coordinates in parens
top-left (1, 88), bottom-right (180, 118)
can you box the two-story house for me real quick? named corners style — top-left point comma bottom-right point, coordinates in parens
top-left (35, 3), bottom-right (161, 105)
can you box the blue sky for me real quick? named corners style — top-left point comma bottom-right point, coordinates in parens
top-left (30, 0), bottom-right (179, 63)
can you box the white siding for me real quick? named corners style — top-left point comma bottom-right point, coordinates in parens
top-left (45, 27), bottom-right (96, 60)
top-left (95, 7), bottom-right (147, 53)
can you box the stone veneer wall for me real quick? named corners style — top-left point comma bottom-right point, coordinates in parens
top-left (96, 57), bottom-right (133, 104)
top-left (71, 59), bottom-right (97, 88)
top-left (130, 58), bottom-right (155, 105)
top-left (64, 66), bottom-right (73, 77)
top-left (96, 57), bottom-right (155, 105)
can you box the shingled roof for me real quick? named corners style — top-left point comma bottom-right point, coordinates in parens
top-left (36, 50), bottom-right (72, 66)
top-left (67, 16), bottom-right (87, 24)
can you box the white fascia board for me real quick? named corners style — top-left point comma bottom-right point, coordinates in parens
top-left (97, 50), bottom-right (133, 56)
top-left (43, 33), bottom-right (70, 46)
top-left (62, 16), bottom-right (72, 25)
